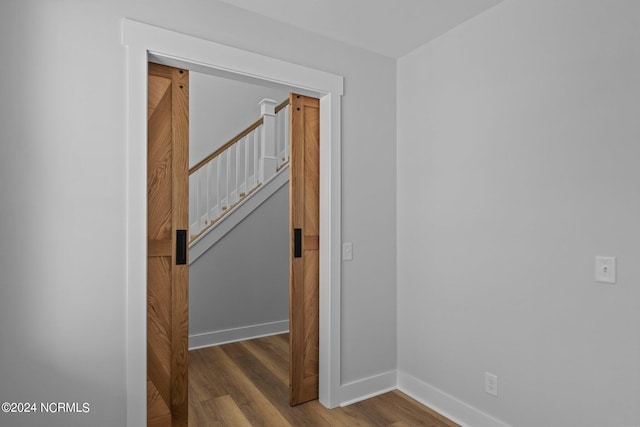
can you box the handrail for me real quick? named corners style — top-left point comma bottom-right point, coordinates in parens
top-left (275, 98), bottom-right (289, 114)
top-left (189, 118), bottom-right (263, 175)
top-left (189, 98), bottom-right (291, 176)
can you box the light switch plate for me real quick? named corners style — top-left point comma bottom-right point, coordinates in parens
top-left (342, 243), bottom-right (353, 261)
top-left (595, 256), bottom-right (616, 284)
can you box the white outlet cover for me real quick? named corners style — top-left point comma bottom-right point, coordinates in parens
top-left (485, 372), bottom-right (498, 397)
top-left (595, 256), bottom-right (616, 284)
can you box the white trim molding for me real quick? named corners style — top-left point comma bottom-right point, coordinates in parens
top-left (339, 370), bottom-right (398, 407)
top-left (122, 19), bottom-right (344, 427)
top-left (397, 371), bottom-right (513, 427)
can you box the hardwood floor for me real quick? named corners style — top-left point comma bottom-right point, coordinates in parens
top-left (189, 334), bottom-right (459, 426)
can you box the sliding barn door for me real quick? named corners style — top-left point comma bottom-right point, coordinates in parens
top-left (289, 93), bottom-right (320, 406)
top-left (147, 62), bottom-right (189, 427)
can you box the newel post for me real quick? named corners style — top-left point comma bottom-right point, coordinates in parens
top-left (259, 98), bottom-right (278, 184)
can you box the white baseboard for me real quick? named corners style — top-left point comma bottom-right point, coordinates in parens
top-left (339, 370), bottom-right (398, 407)
top-left (189, 320), bottom-right (289, 350)
top-left (397, 371), bottom-right (512, 427)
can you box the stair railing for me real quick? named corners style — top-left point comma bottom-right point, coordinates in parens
top-left (189, 98), bottom-right (290, 242)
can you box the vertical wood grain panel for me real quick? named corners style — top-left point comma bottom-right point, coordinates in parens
top-left (170, 65), bottom-right (189, 427)
top-left (147, 62), bottom-right (189, 427)
top-left (289, 93), bottom-right (320, 405)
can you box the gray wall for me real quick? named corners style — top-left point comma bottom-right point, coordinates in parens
top-left (397, 1), bottom-right (640, 426)
top-left (0, 1), bottom-right (396, 425)
top-left (189, 71), bottom-right (289, 168)
top-left (189, 184), bottom-right (289, 341)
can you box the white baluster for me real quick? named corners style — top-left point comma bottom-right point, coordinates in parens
top-left (244, 134), bottom-right (250, 194)
top-left (284, 104), bottom-right (290, 164)
top-left (198, 168), bottom-right (207, 231)
top-left (275, 108), bottom-right (281, 169)
top-left (281, 107), bottom-right (287, 166)
top-left (226, 149), bottom-right (233, 208)
top-left (204, 163), bottom-right (210, 228)
top-left (189, 172), bottom-right (198, 237)
top-left (230, 145), bottom-right (237, 205)
top-left (254, 126), bottom-right (260, 185)
top-left (206, 161), bottom-right (213, 224)
top-left (237, 137), bottom-right (245, 197)
top-left (246, 133), bottom-right (253, 189)
top-left (209, 160), bottom-right (217, 220)
top-left (282, 105), bottom-right (288, 165)
top-left (235, 140), bottom-right (242, 198)
top-left (219, 152), bottom-right (227, 212)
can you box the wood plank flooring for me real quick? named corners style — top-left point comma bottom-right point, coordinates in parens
top-left (189, 334), bottom-right (459, 426)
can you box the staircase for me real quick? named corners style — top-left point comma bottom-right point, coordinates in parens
top-left (188, 97), bottom-right (290, 260)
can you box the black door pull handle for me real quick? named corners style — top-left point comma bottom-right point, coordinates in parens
top-left (294, 228), bottom-right (302, 258)
top-left (176, 230), bottom-right (187, 265)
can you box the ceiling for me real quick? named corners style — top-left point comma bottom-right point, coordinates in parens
top-left (217, 0), bottom-right (504, 58)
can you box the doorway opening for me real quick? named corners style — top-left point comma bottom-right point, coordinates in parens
top-left (123, 19), bottom-right (344, 427)
top-left (184, 71), bottom-right (321, 422)
top-left (187, 72), bottom-right (292, 364)
top-left (147, 63), bottom-right (321, 426)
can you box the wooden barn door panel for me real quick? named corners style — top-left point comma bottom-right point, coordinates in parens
top-left (289, 93), bottom-right (320, 406)
top-left (147, 62), bottom-right (189, 427)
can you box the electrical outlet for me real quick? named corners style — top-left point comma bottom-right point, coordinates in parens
top-left (595, 256), bottom-right (616, 284)
top-left (485, 372), bottom-right (498, 397)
